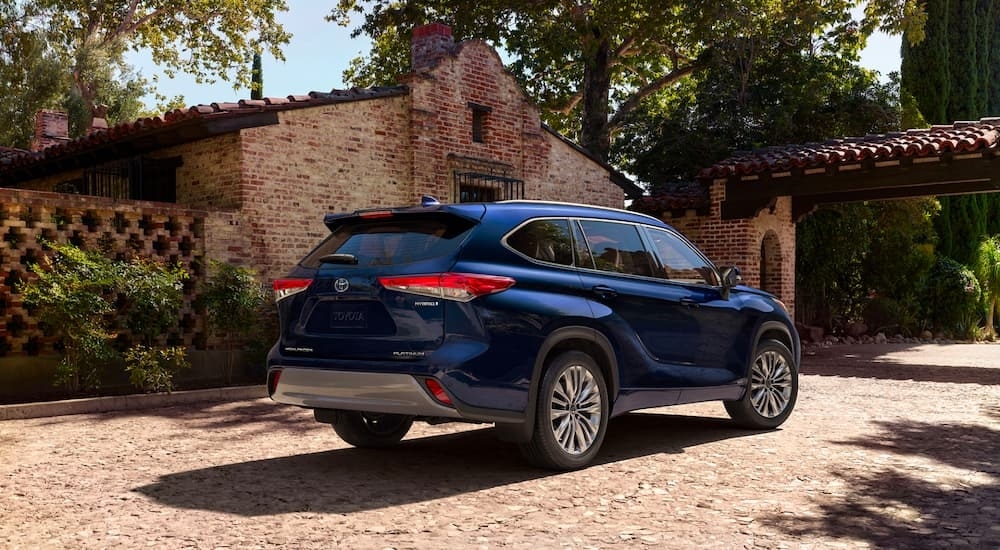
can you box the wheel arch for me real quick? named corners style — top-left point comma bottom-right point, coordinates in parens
top-left (755, 320), bottom-right (799, 367)
top-left (495, 325), bottom-right (619, 443)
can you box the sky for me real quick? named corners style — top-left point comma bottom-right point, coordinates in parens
top-left (127, 2), bottom-right (904, 112)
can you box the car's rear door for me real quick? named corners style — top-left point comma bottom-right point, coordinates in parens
top-left (278, 209), bottom-right (480, 361)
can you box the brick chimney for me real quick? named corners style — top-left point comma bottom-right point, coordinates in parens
top-left (31, 109), bottom-right (69, 151)
top-left (411, 23), bottom-right (454, 72)
top-left (88, 104), bottom-right (109, 135)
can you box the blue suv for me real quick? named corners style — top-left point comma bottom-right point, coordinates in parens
top-left (267, 199), bottom-right (799, 469)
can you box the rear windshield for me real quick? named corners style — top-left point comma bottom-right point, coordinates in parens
top-left (301, 214), bottom-right (476, 268)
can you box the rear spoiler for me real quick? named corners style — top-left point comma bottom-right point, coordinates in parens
top-left (322, 196), bottom-right (487, 232)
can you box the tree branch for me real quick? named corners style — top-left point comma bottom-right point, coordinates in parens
top-left (607, 49), bottom-right (713, 133)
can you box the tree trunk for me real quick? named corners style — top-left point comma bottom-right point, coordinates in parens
top-left (580, 29), bottom-right (612, 161)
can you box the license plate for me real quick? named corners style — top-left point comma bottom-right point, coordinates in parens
top-left (330, 308), bottom-right (367, 329)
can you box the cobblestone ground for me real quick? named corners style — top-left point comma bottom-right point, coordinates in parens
top-left (2, 343), bottom-right (999, 549)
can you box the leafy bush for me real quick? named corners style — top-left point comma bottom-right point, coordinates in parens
top-left (124, 345), bottom-right (190, 393)
top-left (20, 241), bottom-right (189, 392)
top-left (21, 242), bottom-right (118, 392)
top-left (922, 257), bottom-right (981, 339)
top-left (201, 260), bottom-right (266, 383)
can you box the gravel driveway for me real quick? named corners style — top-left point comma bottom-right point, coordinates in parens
top-left (2, 342), bottom-right (999, 549)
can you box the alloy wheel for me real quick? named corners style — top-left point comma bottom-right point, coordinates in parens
top-left (749, 349), bottom-right (794, 418)
top-left (549, 364), bottom-right (603, 455)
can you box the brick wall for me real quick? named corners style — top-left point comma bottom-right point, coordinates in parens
top-left (662, 180), bottom-right (796, 316)
top-left (405, 30), bottom-right (624, 208)
top-left (237, 98), bottom-right (414, 280)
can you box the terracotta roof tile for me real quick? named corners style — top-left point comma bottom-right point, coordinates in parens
top-left (699, 118), bottom-right (1000, 180)
top-left (0, 86), bottom-right (409, 177)
top-left (631, 181), bottom-right (709, 215)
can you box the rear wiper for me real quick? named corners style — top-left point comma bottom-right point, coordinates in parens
top-left (318, 253), bottom-right (358, 265)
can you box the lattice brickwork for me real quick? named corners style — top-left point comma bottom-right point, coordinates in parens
top-left (0, 189), bottom-right (214, 357)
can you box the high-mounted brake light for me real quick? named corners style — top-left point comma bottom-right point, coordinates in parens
top-left (358, 210), bottom-right (393, 219)
top-left (273, 278), bottom-right (312, 302)
top-left (378, 273), bottom-right (515, 302)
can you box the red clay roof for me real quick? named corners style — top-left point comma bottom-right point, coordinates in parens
top-left (699, 117), bottom-right (1000, 180)
top-left (0, 87), bottom-right (408, 175)
top-left (634, 118), bottom-right (1000, 216)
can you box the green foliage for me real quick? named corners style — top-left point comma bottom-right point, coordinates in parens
top-left (20, 243), bottom-right (118, 392)
top-left (0, 3), bottom-right (68, 148)
top-left (795, 204), bottom-right (873, 329)
top-left (613, 42), bottom-right (901, 186)
top-left (35, 0), bottom-right (290, 107)
top-left (922, 257), bottom-right (981, 339)
top-left (19, 241), bottom-right (189, 392)
top-left (124, 345), bottom-right (190, 393)
top-left (902, 0), bottom-right (1000, 284)
top-left (332, 0), bottom-right (925, 160)
top-left (975, 235), bottom-right (1000, 337)
top-left (795, 199), bottom-right (939, 333)
top-left (202, 261), bottom-right (266, 382)
top-left (202, 261), bottom-right (265, 338)
top-left (116, 258), bottom-right (188, 346)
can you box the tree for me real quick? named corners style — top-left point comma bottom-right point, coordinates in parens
top-left (251, 53), bottom-right (263, 100)
top-left (975, 235), bottom-right (1000, 338)
top-left (332, 0), bottom-right (925, 161)
top-left (0, 3), bottom-right (68, 148)
top-left (28, 0), bottom-right (291, 128)
top-left (901, 0), bottom-right (1000, 267)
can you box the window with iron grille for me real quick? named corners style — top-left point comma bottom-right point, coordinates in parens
top-left (63, 156), bottom-right (181, 202)
top-left (454, 171), bottom-right (524, 203)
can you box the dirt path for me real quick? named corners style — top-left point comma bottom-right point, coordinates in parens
top-left (2, 342), bottom-right (999, 548)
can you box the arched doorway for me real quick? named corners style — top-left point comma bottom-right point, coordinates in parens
top-left (760, 230), bottom-right (782, 298)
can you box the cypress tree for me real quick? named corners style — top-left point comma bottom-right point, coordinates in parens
top-left (901, 0), bottom-right (951, 124)
top-left (251, 53), bottom-right (263, 100)
top-left (902, 0), bottom-right (1000, 266)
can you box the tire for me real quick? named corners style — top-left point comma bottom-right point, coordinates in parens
top-left (725, 340), bottom-right (798, 429)
top-left (519, 351), bottom-right (609, 470)
top-left (331, 411), bottom-right (413, 448)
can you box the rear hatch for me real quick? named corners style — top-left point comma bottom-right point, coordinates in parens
top-left (276, 206), bottom-right (483, 361)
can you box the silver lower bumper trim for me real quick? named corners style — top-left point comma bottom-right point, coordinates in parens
top-left (271, 367), bottom-right (462, 418)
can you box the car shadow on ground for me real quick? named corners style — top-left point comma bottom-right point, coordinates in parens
top-left (133, 412), bottom-right (763, 516)
top-left (766, 419), bottom-right (1000, 547)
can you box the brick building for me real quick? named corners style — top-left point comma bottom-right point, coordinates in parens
top-left (0, 23), bottom-right (636, 363)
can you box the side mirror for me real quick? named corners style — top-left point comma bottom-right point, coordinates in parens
top-left (720, 266), bottom-right (742, 299)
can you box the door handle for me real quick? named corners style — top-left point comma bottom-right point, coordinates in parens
top-left (680, 298), bottom-right (701, 308)
top-left (591, 285), bottom-right (618, 300)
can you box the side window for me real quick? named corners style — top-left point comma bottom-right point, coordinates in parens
top-left (577, 220), bottom-right (655, 277)
top-left (506, 219), bottom-right (574, 266)
top-left (643, 227), bottom-right (720, 286)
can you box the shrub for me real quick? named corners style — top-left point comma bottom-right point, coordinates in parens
top-left (124, 345), bottom-right (190, 393)
top-left (201, 260), bottom-right (266, 383)
top-left (921, 257), bottom-right (981, 339)
top-left (20, 242), bottom-right (118, 392)
top-left (20, 241), bottom-right (189, 393)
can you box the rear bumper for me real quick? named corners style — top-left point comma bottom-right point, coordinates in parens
top-left (270, 367), bottom-right (463, 418)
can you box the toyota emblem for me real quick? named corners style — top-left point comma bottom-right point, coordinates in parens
top-left (333, 278), bottom-right (350, 293)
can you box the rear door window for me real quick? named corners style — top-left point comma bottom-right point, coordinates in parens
top-left (577, 220), bottom-right (655, 277)
top-left (301, 215), bottom-right (475, 268)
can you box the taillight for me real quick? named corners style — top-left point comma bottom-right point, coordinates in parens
top-left (273, 278), bottom-right (312, 302)
top-left (423, 378), bottom-right (454, 407)
top-left (378, 273), bottom-right (515, 302)
top-left (267, 369), bottom-right (282, 397)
